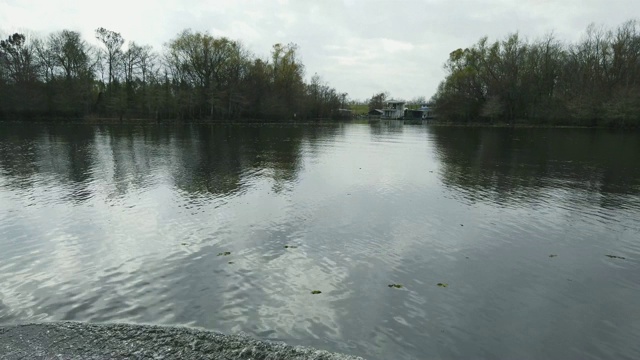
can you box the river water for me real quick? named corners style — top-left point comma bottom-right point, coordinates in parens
top-left (0, 122), bottom-right (639, 359)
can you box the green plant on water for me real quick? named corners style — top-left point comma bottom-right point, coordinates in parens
top-left (437, 283), bottom-right (448, 288)
top-left (284, 245), bottom-right (298, 249)
top-left (605, 254), bottom-right (626, 260)
top-left (311, 290), bottom-right (322, 294)
top-left (217, 252), bottom-right (231, 256)
top-left (388, 284), bottom-right (403, 289)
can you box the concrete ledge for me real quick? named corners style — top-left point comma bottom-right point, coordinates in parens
top-left (0, 322), bottom-right (365, 360)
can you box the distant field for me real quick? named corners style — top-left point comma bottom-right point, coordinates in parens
top-left (349, 104), bottom-right (369, 114)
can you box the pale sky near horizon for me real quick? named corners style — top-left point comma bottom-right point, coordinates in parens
top-left (0, 0), bottom-right (637, 101)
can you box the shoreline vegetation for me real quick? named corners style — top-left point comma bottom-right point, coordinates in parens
top-left (432, 19), bottom-right (640, 128)
top-left (2, 19), bottom-right (639, 128)
top-left (0, 117), bottom-right (634, 130)
top-left (0, 28), bottom-right (348, 122)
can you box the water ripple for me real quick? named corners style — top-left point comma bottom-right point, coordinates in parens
top-left (1, 123), bottom-right (639, 360)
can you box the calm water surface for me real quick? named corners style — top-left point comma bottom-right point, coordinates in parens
top-left (1, 122), bottom-right (639, 359)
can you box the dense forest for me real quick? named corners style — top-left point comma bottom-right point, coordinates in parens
top-left (0, 28), bottom-right (346, 121)
top-left (433, 20), bottom-right (640, 127)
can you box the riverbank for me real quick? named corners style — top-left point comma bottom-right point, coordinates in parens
top-left (0, 322), bottom-right (364, 360)
top-left (422, 120), bottom-right (640, 129)
top-left (0, 116), bottom-right (338, 125)
top-left (2, 117), bottom-right (638, 130)
top-left (363, 118), bottom-right (639, 129)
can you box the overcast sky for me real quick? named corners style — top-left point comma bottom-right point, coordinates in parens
top-left (0, 0), bottom-right (636, 101)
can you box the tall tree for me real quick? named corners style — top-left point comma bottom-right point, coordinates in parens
top-left (0, 33), bottom-right (39, 84)
top-left (95, 27), bottom-right (124, 89)
top-left (49, 30), bottom-right (93, 80)
top-left (0, 33), bottom-right (42, 117)
top-left (165, 30), bottom-right (250, 119)
top-left (34, 30), bottom-right (96, 116)
top-left (270, 43), bottom-right (305, 117)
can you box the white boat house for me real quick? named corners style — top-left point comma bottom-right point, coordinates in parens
top-left (382, 100), bottom-right (406, 119)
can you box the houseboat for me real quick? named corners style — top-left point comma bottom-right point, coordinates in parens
top-left (382, 100), bottom-right (406, 119)
top-left (418, 104), bottom-right (434, 120)
top-left (403, 104), bottom-right (435, 120)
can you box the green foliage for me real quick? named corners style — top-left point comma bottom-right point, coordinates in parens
top-left (0, 33), bottom-right (45, 118)
top-left (388, 284), bottom-right (403, 289)
top-left (367, 92), bottom-right (387, 111)
top-left (304, 73), bottom-right (344, 119)
top-left (0, 28), bottom-right (347, 121)
top-left (433, 19), bottom-right (640, 127)
top-left (0, 33), bottom-right (39, 84)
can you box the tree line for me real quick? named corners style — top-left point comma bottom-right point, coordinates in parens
top-left (433, 19), bottom-right (640, 127)
top-left (0, 28), bottom-right (346, 121)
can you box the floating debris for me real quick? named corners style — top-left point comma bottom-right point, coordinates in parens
top-left (605, 255), bottom-right (626, 260)
top-left (181, 243), bottom-right (189, 246)
top-left (311, 290), bottom-right (322, 295)
top-left (549, 254), bottom-right (558, 258)
top-left (388, 284), bottom-right (403, 289)
top-left (437, 283), bottom-right (448, 288)
top-left (217, 252), bottom-right (231, 256)
top-left (284, 245), bottom-right (298, 249)
top-left (228, 261), bottom-right (234, 264)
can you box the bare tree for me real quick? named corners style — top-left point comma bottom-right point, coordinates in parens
top-left (95, 27), bottom-right (124, 88)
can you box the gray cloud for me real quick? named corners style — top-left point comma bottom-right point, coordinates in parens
top-left (1, 0), bottom-right (637, 100)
